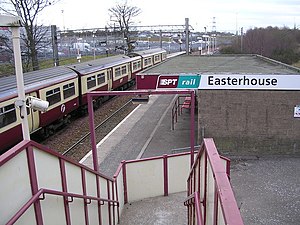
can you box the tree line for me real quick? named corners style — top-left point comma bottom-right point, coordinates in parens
top-left (0, 0), bottom-right (140, 74)
top-left (220, 27), bottom-right (300, 65)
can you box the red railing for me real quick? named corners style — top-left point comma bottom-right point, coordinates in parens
top-left (0, 140), bottom-right (119, 225)
top-left (185, 138), bottom-right (244, 225)
top-left (2, 138), bottom-right (243, 225)
top-left (5, 188), bottom-right (119, 225)
top-left (184, 192), bottom-right (204, 225)
top-left (171, 95), bottom-right (191, 130)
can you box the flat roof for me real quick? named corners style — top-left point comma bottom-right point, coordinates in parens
top-left (141, 55), bottom-right (300, 75)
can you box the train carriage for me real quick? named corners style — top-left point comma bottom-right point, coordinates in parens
top-left (0, 48), bottom-right (168, 153)
top-left (38, 75), bottom-right (80, 129)
top-left (67, 55), bottom-right (141, 107)
top-left (128, 48), bottom-right (167, 70)
top-left (0, 67), bottom-right (79, 149)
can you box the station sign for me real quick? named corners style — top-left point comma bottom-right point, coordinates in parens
top-left (156, 74), bottom-right (300, 90)
top-left (157, 75), bottom-right (201, 89)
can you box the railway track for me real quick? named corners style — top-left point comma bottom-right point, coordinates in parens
top-left (39, 94), bottom-right (138, 162)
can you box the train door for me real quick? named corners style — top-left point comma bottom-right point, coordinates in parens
top-left (27, 92), bottom-right (40, 133)
top-left (107, 69), bottom-right (113, 90)
top-left (127, 63), bottom-right (132, 81)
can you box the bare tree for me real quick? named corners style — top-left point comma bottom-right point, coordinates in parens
top-left (0, 0), bottom-right (58, 71)
top-left (109, 1), bottom-right (141, 53)
top-left (243, 27), bottom-right (299, 64)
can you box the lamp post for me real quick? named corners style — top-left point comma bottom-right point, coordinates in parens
top-left (93, 30), bottom-right (96, 60)
top-left (147, 36), bottom-right (150, 49)
top-left (0, 15), bottom-right (30, 140)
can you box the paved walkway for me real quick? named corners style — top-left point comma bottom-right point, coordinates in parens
top-left (230, 156), bottom-right (300, 225)
top-left (118, 192), bottom-right (187, 225)
top-left (81, 94), bottom-right (196, 224)
top-left (81, 94), bottom-right (197, 177)
top-left (80, 92), bottom-right (300, 225)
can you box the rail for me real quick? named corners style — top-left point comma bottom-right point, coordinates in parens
top-left (0, 140), bottom-right (119, 225)
top-left (171, 95), bottom-right (191, 130)
top-left (1, 138), bottom-right (242, 224)
top-left (184, 192), bottom-right (204, 225)
top-left (62, 100), bottom-right (133, 155)
top-left (186, 138), bottom-right (244, 225)
top-left (6, 188), bottom-right (119, 225)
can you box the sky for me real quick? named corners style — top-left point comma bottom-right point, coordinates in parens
top-left (40, 0), bottom-right (300, 33)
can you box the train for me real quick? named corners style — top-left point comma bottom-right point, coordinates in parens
top-left (0, 48), bottom-right (167, 153)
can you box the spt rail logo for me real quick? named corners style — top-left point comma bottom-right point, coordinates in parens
top-left (158, 76), bottom-right (179, 88)
top-left (157, 74), bottom-right (201, 89)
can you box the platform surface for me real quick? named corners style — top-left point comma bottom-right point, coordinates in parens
top-left (81, 94), bottom-right (193, 224)
top-left (81, 90), bottom-right (300, 224)
top-left (81, 94), bottom-right (196, 176)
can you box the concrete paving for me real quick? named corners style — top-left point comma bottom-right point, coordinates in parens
top-left (81, 94), bottom-right (195, 224)
top-left (81, 94), bottom-right (197, 177)
top-left (81, 87), bottom-right (300, 224)
top-left (230, 156), bottom-right (300, 225)
top-left (118, 192), bottom-right (187, 225)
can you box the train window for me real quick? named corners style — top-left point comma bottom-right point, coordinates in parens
top-left (121, 65), bottom-right (127, 75)
top-left (132, 61), bottom-right (141, 71)
top-left (115, 67), bottom-right (121, 77)
top-left (0, 104), bottom-right (17, 128)
top-left (63, 82), bottom-right (75, 99)
top-left (46, 87), bottom-right (61, 106)
top-left (87, 76), bottom-right (96, 89)
top-left (155, 55), bottom-right (160, 62)
top-left (97, 73), bottom-right (105, 85)
top-left (144, 57), bottom-right (152, 66)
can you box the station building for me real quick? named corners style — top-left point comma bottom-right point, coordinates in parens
top-left (137, 54), bottom-right (300, 156)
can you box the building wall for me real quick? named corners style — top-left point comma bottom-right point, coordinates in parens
top-left (197, 90), bottom-right (300, 155)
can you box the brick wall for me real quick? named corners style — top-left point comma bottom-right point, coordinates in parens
top-left (197, 90), bottom-right (300, 155)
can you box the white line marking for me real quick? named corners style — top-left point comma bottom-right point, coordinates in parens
top-left (136, 95), bottom-right (178, 159)
top-left (79, 105), bottom-right (141, 164)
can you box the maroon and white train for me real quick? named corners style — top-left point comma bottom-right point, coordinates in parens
top-left (0, 48), bottom-right (167, 153)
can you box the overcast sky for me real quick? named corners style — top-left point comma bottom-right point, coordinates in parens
top-left (40, 0), bottom-right (300, 32)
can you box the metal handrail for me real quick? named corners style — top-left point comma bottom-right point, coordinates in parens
top-left (171, 95), bottom-right (190, 130)
top-left (186, 138), bottom-right (244, 225)
top-left (6, 188), bottom-right (119, 225)
top-left (184, 192), bottom-right (204, 225)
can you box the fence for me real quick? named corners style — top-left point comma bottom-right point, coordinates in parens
top-left (185, 138), bottom-right (244, 225)
top-left (0, 138), bottom-right (243, 224)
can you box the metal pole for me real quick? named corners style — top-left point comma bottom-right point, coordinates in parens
top-left (241, 27), bottom-right (243, 53)
top-left (185, 18), bottom-right (189, 55)
top-left (11, 27), bottom-right (30, 140)
top-left (190, 90), bottom-right (195, 167)
top-left (87, 94), bottom-right (99, 172)
top-left (159, 30), bottom-right (162, 49)
top-left (51, 25), bottom-right (59, 66)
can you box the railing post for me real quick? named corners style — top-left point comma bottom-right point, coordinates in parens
top-left (163, 154), bottom-right (169, 196)
top-left (190, 91), bottom-right (195, 167)
top-left (107, 180), bottom-right (112, 225)
top-left (122, 161), bottom-right (128, 204)
top-left (81, 168), bottom-right (90, 225)
top-left (96, 175), bottom-right (103, 225)
top-left (59, 159), bottom-right (71, 225)
top-left (213, 180), bottom-right (219, 225)
top-left (26, 145), bottom-right (43, 225)
top-left (88, 93), bottom-right (99, 172)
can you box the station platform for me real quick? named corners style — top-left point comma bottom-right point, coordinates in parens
top-left (81, 94), bottom-right (197, 177)
top-left (80, 94), bottom-right (197, 224)
top-left (80, 91), bottom-right (300, 225)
